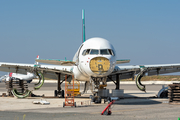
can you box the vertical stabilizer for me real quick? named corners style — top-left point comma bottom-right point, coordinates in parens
top-left (35, 55), bottom-right (39, 65)
top-left (82, 9), bottom-right (86, 42)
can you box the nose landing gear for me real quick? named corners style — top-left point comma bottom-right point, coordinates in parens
top-left (90, 95), bottom-right (102, 103)
top-left (90, 77), bottom-right (108, 104)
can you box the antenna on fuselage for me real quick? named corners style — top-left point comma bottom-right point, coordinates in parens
top-left (82, 9), bottom-right (86, 43)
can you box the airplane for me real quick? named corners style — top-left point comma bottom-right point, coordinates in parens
top-left (0, 9), bottom-right (180, 103)
top-left (0, 72), bottom-right (35, 83)
top-left (0, 56), bottom-right (39, 83)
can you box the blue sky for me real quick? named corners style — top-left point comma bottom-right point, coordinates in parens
top-left (0, 1), bottom-right (180, 75)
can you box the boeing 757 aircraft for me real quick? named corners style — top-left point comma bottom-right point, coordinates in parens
top-left (0, 10), bottom-right (180, 102)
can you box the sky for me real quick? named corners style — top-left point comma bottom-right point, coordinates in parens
top-left (0, 0), bottom-right (180, 75)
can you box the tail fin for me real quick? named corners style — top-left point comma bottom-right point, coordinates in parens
top-left (82, 9), bottom-right (86, 42)
top-left (9, 73), bottom-right (13, 77)
top-left (35, 55), bottom-right (39, 65)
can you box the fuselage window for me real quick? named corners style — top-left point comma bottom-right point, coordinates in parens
top-left (90, 49), bottom-right (99, 55)
top-left (100, 49), bottom-right (110, 55)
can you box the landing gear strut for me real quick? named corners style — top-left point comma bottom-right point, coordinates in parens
top-left (54, 73), bottom-right (70, 98)
top-left (90, 77), bottom-right (107, 104)
top-left (108, 74), bottom-right (120, 90)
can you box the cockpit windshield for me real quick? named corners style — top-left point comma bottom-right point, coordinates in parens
top-left (100, 49), bottom-right (109, 55)
top-left (90, 49), bottom-right (99, 54)
top-left (82, 49), bottom-right (115, 56)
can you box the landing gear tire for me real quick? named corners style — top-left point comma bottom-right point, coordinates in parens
top-left (61, 90), bottom-right (64, 98)
top-left (54, 90), bottom-right (58, 97)
top-left (63, 102), bottom-right (65, 107)
top-left (94, 96), bottom-right (101, 104)
top-left (104, 99), bottom-right (107, 104)
top-left (54, 90), bottom-right (64, 98)
top-left (90, 95), bottom-right (95, 102)
top-left (98, 97), bottom-right (102, 103)
top-left (74, 102), bottom-right (76, 107)
top-left (104, 97), bottom-right (110, 103)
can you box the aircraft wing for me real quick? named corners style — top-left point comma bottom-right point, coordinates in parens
top-left (110, 63), bottom-right (180, 92)
top-left (139, 64), bottom-right (180, 76)
top-left (35, 59), bottom-right (75, 66)
top-left (111, 63), bottom-right (180, 79)
top-left (0, 62), bottom-right (73, 80)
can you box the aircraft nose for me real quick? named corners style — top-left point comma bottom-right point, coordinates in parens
top-left (90, 57), bottom-right (110, 75)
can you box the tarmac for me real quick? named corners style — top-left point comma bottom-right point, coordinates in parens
top-left (0, 80), bottom-right (180, 120)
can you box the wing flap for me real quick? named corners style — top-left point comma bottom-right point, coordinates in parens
top-left (36, 59), bottom-right (75, 66)
top-left (116, 59), bottom-right (130, 64)
top-left (0, 63), bottom-right (34, 74)
top-left (142, 64), bottom-right (180, 76)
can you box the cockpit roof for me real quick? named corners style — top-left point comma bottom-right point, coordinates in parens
top-left (82, 37), bottom-right (114, 49)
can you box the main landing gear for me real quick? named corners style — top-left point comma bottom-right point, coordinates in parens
top-left (54, 73), bottom-right (70, 98)
top-left (54, 90), bottom-right (64, 98)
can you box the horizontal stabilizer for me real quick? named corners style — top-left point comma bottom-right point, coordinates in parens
top-left (35, 59), bottom-right (75, 66)
top-left (116, 59), bottom-right (130, 64)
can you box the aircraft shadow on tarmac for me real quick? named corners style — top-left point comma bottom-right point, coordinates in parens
top-left (114, 93), bottom-right (165, 105)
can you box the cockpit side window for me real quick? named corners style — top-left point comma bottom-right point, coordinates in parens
top-left (82, 50), bottom-right (86, 56)
top-left (85, 49), bottom-right (90, 55)
top-left (100, 49), bottom-right (109, 55)
top-left (107, 49), bottom-right (115, 56)
top-left (82, 49), bottom-right (90, 56)
top-left (112, 50), bottom-right (115, 56)
top-left (111, 49), bottom-right (115, 56)
top-left (90, 49), bottom-right (99, 55)
top-left (108, 49), bottom-right (112, 55)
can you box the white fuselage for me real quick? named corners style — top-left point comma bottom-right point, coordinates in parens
top-left (72, 37), bottom-right (116, 81)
